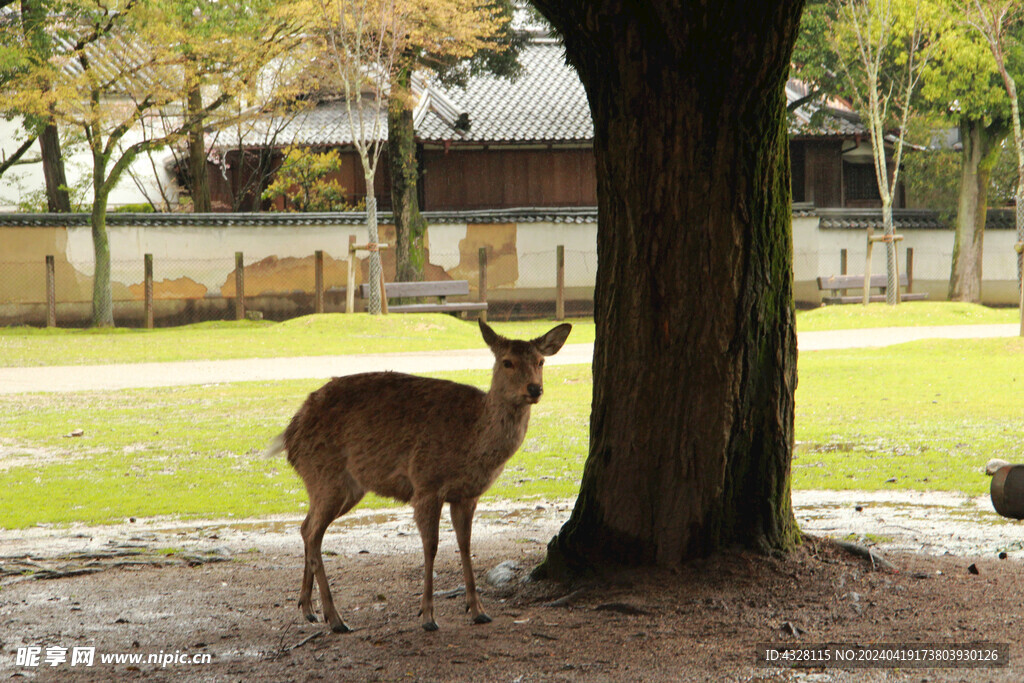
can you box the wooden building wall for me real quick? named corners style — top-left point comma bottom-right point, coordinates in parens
top-left (422, 147), bottom-right (597, 210)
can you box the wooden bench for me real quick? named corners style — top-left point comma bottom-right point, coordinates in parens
top-left (816, 274), bottom-right (928, 305)
top-left (357, 280), bottom-right (488, 315)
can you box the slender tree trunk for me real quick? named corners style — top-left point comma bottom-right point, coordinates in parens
top-left (388, 73), bottom-right (427, 282)
top-left (365, 178), bottom-right (383, 314)
top-left (532, 0), bottom-right (804, 579)
top-left (187, 83), bottom-right (212, 212)
top-left (90, 151), bottom-right (114, 327)
top-left (949, 119), bottom-right (1004, 302)
top-left (21, 0), bottom-right (71, 212)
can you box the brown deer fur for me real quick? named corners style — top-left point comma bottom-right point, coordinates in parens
top-left (265, 319), bottom-right (572, 632)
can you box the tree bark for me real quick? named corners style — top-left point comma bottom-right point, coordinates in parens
top-left (389, 72), bottom-right (428, 282)
top-left (21, 0), bottom-right (71, 212)
top-left (531, 0), bottom-right (804, 579)
top-left (90, 156), bottom-right (114, 327)
top-left (187, 82), bottom-right (212, 213)
top-left (40, 124), bottom-right (71, 212)
top-left (949, 119), bottom-right (1005, 302)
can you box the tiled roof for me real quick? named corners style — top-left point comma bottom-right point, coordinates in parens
top-left (417, 39), bottom-right (592, 144)
top-left (786, 81), bottom-right (867, 138)
top-left (209, 43), bottom-right (864, 149)
top-left (0, 208), bottom-right (598, 227)
top-left (816, 208), bottom-right (1017, 231)
top-left (212, 100), bottom-right (389, 148)
top-left (11, 207), bottom-right (1018, 229)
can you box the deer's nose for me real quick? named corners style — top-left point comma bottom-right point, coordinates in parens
top-left (527, 384), bottom-right (543, 400)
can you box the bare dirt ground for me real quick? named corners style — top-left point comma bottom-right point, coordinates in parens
top-left (2, 496), bottom-right (1023, 682)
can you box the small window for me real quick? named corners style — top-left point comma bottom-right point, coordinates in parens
top-left (844, 162), bottom-right (881, 202)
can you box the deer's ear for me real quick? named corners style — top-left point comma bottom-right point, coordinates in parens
top-left (478, 319), bottom-right (502, 349)
top-left (533, 323), bottom-right (572, 356)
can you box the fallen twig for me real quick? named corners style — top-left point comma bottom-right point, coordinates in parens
top-left (543, 587), bottom-right (591, 608)
top-left (833, 539), bottom-right (898, 572)
top-left (287, 631), bottom-right (325, 651)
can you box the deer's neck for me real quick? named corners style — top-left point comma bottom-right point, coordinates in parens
top-left (477, 395), bottom-right (531, 466)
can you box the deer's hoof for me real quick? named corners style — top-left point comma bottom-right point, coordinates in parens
top-left (422, 620), bottom-right (439, 632)
top-left (329, 620), bottom-right (352, 634)
top-left (473, 613), bottom-right (492, 625)
top-left (303, 613), bottom-right (317, 623)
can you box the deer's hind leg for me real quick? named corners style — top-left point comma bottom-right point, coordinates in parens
top-left (299, 470), bottom-right (364, 633)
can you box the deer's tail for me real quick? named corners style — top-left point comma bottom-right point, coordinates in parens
top-left (262, 432), bottom-right (287, 459)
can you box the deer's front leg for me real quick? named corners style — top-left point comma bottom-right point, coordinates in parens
top-left (450, 497), bottom-right (490, 624)
top-left (413, 494), bottom-right (444, 631)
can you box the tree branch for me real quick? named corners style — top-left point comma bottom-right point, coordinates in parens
top-left (0, 135), bottom-right (39, 178)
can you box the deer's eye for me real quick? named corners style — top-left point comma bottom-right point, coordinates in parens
top-left (503, 360), bottom-right (514, 369)
top-left (538, 359), bottom-right (545, 367)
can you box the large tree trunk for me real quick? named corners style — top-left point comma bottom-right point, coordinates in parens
top-left (949, 119), bottom-right (1004, 302)
top-left (389, 72), bottom-right (428, 282)
top-left (532, 0), bottom-right (804, 578)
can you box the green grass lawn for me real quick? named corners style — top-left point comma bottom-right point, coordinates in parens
top-left (0, 314), bottom-right (595, 368)
top-left (796, 337), bottom-right (1024, 494)
top-left (2, 306), bottom-right (1023, 529)
top-left (0, 366), bottom-right (591, 528)
top-left (796, 301), bottom-right (1019, 331)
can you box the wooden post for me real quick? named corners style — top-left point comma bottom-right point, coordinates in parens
top-left (839, 248), bottom-right (848, 297)
top-left (234, 251), bottom-right (245, 320)
top-left (379, 266), bottom-right (389, 315)
top-left (45, 255), bottom-right (56, 328)
top-left (892, 238), bottom-right (902, 306)
top-left (865, 229), bottom-right (904, 305)
top-left (905, 247), bottom-right (914, 294)
top-left (863, 229), bottom-right (874, 305)
top-left (1016, 241), bottom-right (1024, 337)
top-left (314, 250), bottom-right (324, 314)
top-left (555, 245), bottom-right (565, 321)
top-left (144, 253), bottom-right (154, 329)
top-left (346, 235), bottom-right (357, 314)
top-left (478, 246), bottom-right (488, 323)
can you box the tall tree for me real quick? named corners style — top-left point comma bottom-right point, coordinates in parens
top-left (304, 0), bottom-right (409, 314)
top-left (790, 0), bottom-right (847, 114)
top-left (2, 0), bottom-right (72, 210)
top-left (831, 0), bottom-right (932, 305)
top-left (528, 0), bottom-right (804, 577)
top-left (388, 0), bottom-right (521, 281)
top-left (916, 3), bottom-right (1017, 302)
top-left (963, 0), bottom-right (1024, 332)
top-left (0, 0), bottom-right (301, 325)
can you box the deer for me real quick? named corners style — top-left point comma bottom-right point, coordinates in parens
top-left (263, 319), bottom-right (572, 633)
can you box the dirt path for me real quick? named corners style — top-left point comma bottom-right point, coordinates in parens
top-left (1, 323), bottom-right (1019, 394)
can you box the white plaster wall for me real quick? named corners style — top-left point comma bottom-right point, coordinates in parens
top-left (425, 223), bottom-right (467, 271)
top-left (514, 222), bottom-right (598, 288)
top-left (63, 224), bottom-right (368, 291)
top-left (792, 215), bottom-right (820, 282)
top-left (0, 118), bottom-right (178, 212)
